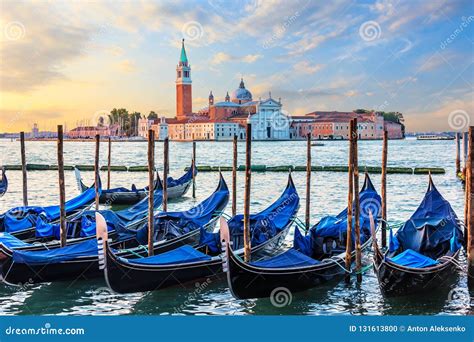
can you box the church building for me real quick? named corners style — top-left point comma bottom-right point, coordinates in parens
top-left (142, 39), bottom-right (292, 141)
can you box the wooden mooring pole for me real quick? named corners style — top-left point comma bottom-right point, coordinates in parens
top-left (466, 127), bottom-right (473, 281)
top-left (353, 119), bottom-right (362, 283)
top-left (305, 133), bottom-right (311, 231)
top-left (243, 123), bottom-right (252, 262)
top-left (232, 135), bottom-right (238, 217)
top-left (456, 132), bottom-right (461, 175)
top-left (381, 130), bottom-right (388, 248)
top-left (464, 131), bottom-right (469, 174)
top-left (345, 119), bottom-right (355, 283)
top-left (107, 137), bottom-right (111, 190)
top-left (20, 131), bottom-right (28, 206)
top-left (94, 134), bottom-right (100, 210)
top-left (57, 125), bottom-right (66, 247)
top-left (163, 137), bottom-right (169, 212)
top-left (147, 129), bottom-right (155, 257)
top-left (192, 141), bottom-right (196, 198)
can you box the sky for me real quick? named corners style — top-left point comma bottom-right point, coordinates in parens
top-left (0, 0), bottom-right (473, 133)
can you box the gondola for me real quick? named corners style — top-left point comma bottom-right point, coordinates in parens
top-left (0, 174), bottom-right (228, 285)
top-left (99, 174), bottom-right (299, 294)
top-left (225, 173), bottom-right (381, 299)
top-left (0, 167), bottom-right (7, 197)
top-left (0, 174), bottom-right (163, 253)
top-left (75, 163), bottom-right (196, 205)
top-left (372, 175), bottom-right (464, 297)
top-left (0, 179), bottom-right (100, 234)
top-left (1, 172), bottom-right (162, 244)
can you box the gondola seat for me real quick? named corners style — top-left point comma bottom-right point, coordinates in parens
top-left (387, 249), bottom-right (439, 268)
top-left (119, 244), bottom-right (211, 266)
top-left (250, 248), bottom-right (320, 268)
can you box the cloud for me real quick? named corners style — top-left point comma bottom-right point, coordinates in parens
top-left (293, 61), bottom-right (324, 74)
top-left (1, 3), bottom-right (94, 92)
top-left (117, 59), bottom-right (137, 73)
top-left (405, 92), bottom-right (473, 131)
top-left (345, 90), bottom-right (358, 97)
top-left (417, 52), bottom-right (456, 72)
top-left (211, 52), bottom-right (262, 64)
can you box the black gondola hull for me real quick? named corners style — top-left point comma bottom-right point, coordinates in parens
top-left (0, 220), bottom-right (216, 285)
top-left (227, 252), bottom-right (347, 299)
top-left (104, 225), bottom-right (291, 294)
top-left (373, 248), bottom-right (460, 297)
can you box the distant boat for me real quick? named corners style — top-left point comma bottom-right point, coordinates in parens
top-left (416, 135), bottom-right (454, 141)
top-left (311, 142), bottom-right (325, 146)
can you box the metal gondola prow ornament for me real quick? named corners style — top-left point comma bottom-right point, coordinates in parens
top-left (96, 212), bottom-right (108, 271)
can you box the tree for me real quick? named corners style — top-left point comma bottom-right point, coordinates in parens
top-left (148, 111), bottom-right (158, 120)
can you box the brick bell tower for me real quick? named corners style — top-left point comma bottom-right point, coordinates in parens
top-left (176, 39), bottom-right (192, 120)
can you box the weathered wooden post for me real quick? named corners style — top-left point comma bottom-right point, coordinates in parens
top-left (345, 119), bottom-right (355, 283)
top-left (94, 134), bottom-right (100, 210)
top-left (381, 129), bottom-right (388, 248)
top-left (466, 127), bottom-right (474, 282)
top-left (147, 129), bottom-right (155, 257)
top-left (305, 133), bottom-right (311, 231)
top-left (232, 135), bottom-right (238, 217)
top-left (464, 131), bottom-right (469, 173)
top-left (163, 137), bottom-right (169, 212)
top-left (20, 131), bottom-right (28, 206)
top-left (192, 140), bottom-right (196, 198)
top-left (243, 122), bottom-right (252, 262)
top-left (107, 137), bottom-right (111, 190)
top-left (57, 125), bottom-right (66, 247)
top-left (456, 132), bottom-right (461, 176)
top-left (353, 119), bottom-right (362, 283)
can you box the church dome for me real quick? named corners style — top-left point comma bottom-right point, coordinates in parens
top-left (231, 78), bottom-right (252, 104)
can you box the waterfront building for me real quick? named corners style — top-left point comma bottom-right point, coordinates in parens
top-left (68, 123), bottom-right (120, 138)
top-left (290, 111), bottom-right (403, 140)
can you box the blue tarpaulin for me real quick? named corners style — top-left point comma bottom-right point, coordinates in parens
top-left (12, 239), bottom-right (98, 264)
top-left (392, 179), bottom-right (463, 260)
top-left (1, 182), bottom-right (100, 233)
top-left (135, 175), bottom-right (229, 244)
top-left (250, 248), bottom-right (320, 268)
top-left (120, 244), bottom-right (211, 266)
top-left (387, 249), bottom-right (439, 268)
top-left (226, 176), bottom-right (299, 247)
top-left (0, 232), bottom-right (30, 249)
top-left (294, 174), bottom-right (380, 257)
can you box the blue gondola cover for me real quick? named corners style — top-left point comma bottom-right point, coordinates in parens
top-left (12, 239), bottom-right (98, 264)
top-left (120, 244), bottom-right (211, 266)
top-left (250, 248), bottom-right (320, 268)
top-left (387, 249), bottom-right (439, 268)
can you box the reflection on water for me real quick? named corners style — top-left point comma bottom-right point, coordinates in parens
top-left (0, 139), bottom-right (470, 315)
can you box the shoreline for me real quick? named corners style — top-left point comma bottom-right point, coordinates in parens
top-left (7, 137), bottom-right (408, 142)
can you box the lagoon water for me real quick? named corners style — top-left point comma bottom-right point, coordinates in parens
top-left (0, 138), bottom-right (471, 315)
